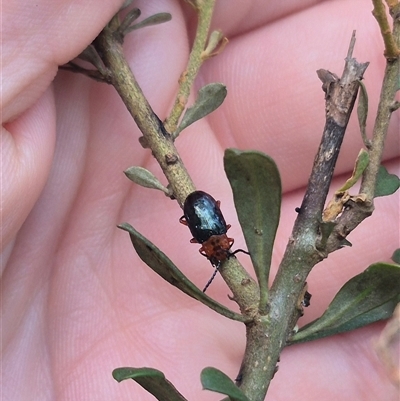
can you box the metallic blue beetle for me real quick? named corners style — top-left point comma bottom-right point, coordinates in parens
top-left (181, 191), bottom-right (230, 243)
top-left (180, 191), bottom-right (249, 292)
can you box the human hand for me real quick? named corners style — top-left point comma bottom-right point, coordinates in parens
top-left (2, 1), bottom-right (399, 400)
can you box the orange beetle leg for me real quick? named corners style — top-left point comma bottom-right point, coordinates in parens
top-left (179, 216), bottom-right (188, 226)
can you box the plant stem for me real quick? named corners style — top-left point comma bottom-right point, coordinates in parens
top-left (91, 0), bottom-right (216, 204)
top-left (372, 0), bottom-right (400, 59)
top-left (164, 0), bottom-right (216, 134)
top-left (360, 59), bottom-right (399, 197)
top-left (237, 33), bottom-right (369, 400)
top-left (91, 6), bottom-right (256, 310)
top-left (325, 6), bottom-right (399, 251)
top-left (93, 26), bottom-right (195, 206)
top-left (361, 4), bottom-right (400, 197)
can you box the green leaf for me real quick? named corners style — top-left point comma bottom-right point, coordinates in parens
top-left (374, 165), bottom-right (400, 197)
top-left (337, 149), bottom-right (369, 192)
top-left (289, 263), bottom-right (400, 344)
top-left (174, 83), bottom-right (227, 137)
top-left (392, 249), bottom-right (400, 264)
top-left (119, 8), bottom-right (141, 35)
top-left (124, 166), bottom-right (170, 194)
top-left (125, 12), bottom-right (172, 33)
top-left (391, 100), bottom-right (400, 111)
top-left (201, 367), bottom-right (250, 401)
top-left (224, 149), bottom-right (281, 313)
top-left (317, 221), bottom-right (337, 249)
top-left (113, 367), bottom-right (188, 401)
top-left (76, 45), bottom-right (107, 75)
top-left (357, 81), bottom-right (370, 147)
top-left (203, 30), bottom-right (226, 58)
top-left (118, 223), bottom-right (248, 322)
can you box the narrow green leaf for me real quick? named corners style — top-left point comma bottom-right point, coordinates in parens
top-left (224, 149), bottom-right (282, 313)
top-left (175, 83), bottom-right (227, 137)
top-left (126, 12), bottom-right (172, 33)
top-left (201, 30), bottom-right (228, 59)
top-left (337, 149), bottom-right (369, 192)
top-left (77, 45), bottom-right (107, 75)
top-left (374, 165), bottom-right (400, 197)
top-left (119, 8), bottom-right (141, 35)
top-left (118, 223), bottom-right (248, 322)
top-left (206, 31), bottom-right (224, 52)
top-left (357, 81), bottom-right (370, 147)
top-left (113, 367), bottom-right (188, 401)
top-left (391, 100), bottom-right (400, 111)
top-left (392, 249), bottom-right (400, 264)
top-left (338, 238), bottom-right (352, 248)
top-left (317, 221), bottom-right (336, 249)
top-left (124, 166), bottom-right (170, 194)
top-left (290, 263), bottom-right (400, 344)
top-left (201, 367), bottom-right (250, 401)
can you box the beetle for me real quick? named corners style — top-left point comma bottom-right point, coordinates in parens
top-left (179, 190), bottom-right (249, 291)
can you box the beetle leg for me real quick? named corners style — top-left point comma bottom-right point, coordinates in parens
top-left (179, 216), bottom-right (188, 226)
top-left (190, 238), bottom-right (199, 244)
top-left (199, 246), bottom-right (208, 258)
top-left (226, 224), bottom-right (231, 231)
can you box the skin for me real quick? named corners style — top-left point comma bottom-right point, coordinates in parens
top-left (2, 0), bottom-right (399, 400)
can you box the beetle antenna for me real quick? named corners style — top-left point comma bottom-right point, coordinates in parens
top-left (230, 248), bottom-right (250, 257)
top-left (202, 263), bottom-right (220, 292)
